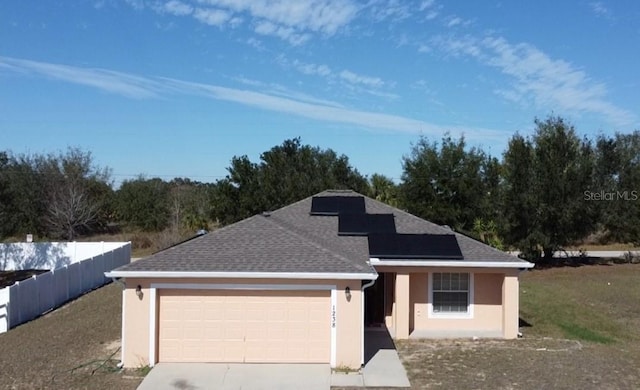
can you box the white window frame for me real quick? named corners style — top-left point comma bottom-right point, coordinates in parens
top-left (428, 272), bottom-right (474, 319)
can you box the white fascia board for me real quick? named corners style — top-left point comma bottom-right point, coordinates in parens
top-left (104, 271), bottom-right (379, 280)
top-left (369, 258), bottom-right (535, 269)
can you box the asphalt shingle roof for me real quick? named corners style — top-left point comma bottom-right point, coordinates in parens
top-left (113, 189), bottom-right (529, 275)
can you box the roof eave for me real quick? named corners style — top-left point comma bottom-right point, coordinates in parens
top-left (370, 258), bottom-right (535, 269)
top-left (104, 270), bottom-right (379, 280)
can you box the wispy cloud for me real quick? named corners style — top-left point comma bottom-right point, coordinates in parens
top-left (0, 56), bottom-right (507, 141)
top-left (419, 0), bottom-right (435, 10)
top-left (432, 35), bottom-right (636, 126)
top-left (193, 8), bottom-right (231, 27)
top-left (0, 57), bottom-right (162, 99)
top-left (161, 76), bottom-right (479, 135)
top-left (293, 60), bottom-right (332, 77)
top-left (445, 15), bottom-right (471, 28)
top-left (279, 56), bottom-right (393, 96)
top-left (589, 2), bottom-right (614, 21)
top-left (446, 17), bottom-right (462, 27)
top-left (131, 0), bottom-right (359, 44)
top-left (419, 0), bottom-right (440, 20)
top-left (339, 70), bottom-right (384, 88)
top-left (232, 76), bottom-right (344, 108)
top-left (245, 37), bottom-right (265, 50)
top-left (124, 0), bottom-right (145, 10)
top-left (368, 0), bottom-right (412, 22)
top-left (418, 44), bottom-right (431, 53)
top-left (254, 20), bottom-right (310, 45)
top-left (162, 0), bottom-right (193, 16)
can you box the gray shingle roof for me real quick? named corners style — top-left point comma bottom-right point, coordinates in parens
top-left (111, 189), bottom-right (529, 276)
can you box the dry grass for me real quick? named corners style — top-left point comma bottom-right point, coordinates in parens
top-left (0, 283), bottom-right (145, 390)
top-left (398, 264), bottom-right (640, 389)
top-left (2, 261), bottom-right (639, 389)
top-left (77, 229), bottom-right (196, 258)
top-left (399, 338), bottom-right (639, 390)
top-left (565, 243), bottom-right (640, 251)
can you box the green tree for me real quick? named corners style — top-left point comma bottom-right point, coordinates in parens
top-left (400, 134), bottom-right (497, 231)
top-left (501, 134), bottom-right (540, 258)
top-left (369, 174), bottom-right (399, 207)
top-left (595, 131), bottom-right (640, 245)
top-left (211, 156), bottom-right (263, 225)
top-left (211, 138), bottom-right (368, 225)
top-left (502, 116), bottom-right (597, 261)
top-left (0, 148), bottom-right (112, 240)
top-left (0, 153), bottom-right (49, 237)
top-left (115, 177), bottom-right (170, 231)
top-left (472, 218), bottom-right (504, 250)
top-left (167, 178), bottom-right (213, 232)
top-left (0, 152), bottom-right (12, 239)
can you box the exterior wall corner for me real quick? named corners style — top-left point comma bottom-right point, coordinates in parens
top-left (502, 274), bottom-right (520, 339)
top-left (394, 273), bottom-right (410, 339)
top-left (122, 279), bottom-right (151, 368)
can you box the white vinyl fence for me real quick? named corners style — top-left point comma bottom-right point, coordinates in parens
top-left (0, 241), bottom-right (127, 271)
top-left (0, 242), bottom-right (130, 333)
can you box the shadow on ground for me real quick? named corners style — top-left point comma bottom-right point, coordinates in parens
top-left (364, 328), bottom-right (396, 364)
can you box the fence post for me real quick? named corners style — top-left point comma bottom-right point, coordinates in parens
top-left (14, 281), bottom-right (21, 325)
top-left (0, 287), bottom-right (9, 333)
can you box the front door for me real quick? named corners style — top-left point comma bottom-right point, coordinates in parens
top-left (364, 273), bottom-right (385, 326)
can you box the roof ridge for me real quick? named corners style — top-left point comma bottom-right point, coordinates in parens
top-left (362, 195), bottom-right (455, 234)
top-left (146, 215), bottom-right (262, 257)
top-left (263, 213), bottom-right (374, 274)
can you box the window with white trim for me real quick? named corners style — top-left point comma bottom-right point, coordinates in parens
top-left (431, 272), bottom-right (470, 313)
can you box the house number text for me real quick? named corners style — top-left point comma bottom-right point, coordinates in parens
top-left (331, 304), bottom-right (336, 328)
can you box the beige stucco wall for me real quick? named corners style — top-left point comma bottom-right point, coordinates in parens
top-left (122, 283), bottom-right (151, 368)
top-left (121, 278), bottom-right (363, 369)
top-left (384, 272), bottom-right (395, 329)
top-left (502, 273), bottom-right (520, 338)
top-left (394, 273), bottom-right (410, 338)
top-left (335, 280), bottom-right (362, 369)
top-left (375, 267), bottom-right (522, 339)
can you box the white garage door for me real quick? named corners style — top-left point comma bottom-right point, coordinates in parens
top-left (158, 289), bottom-right (331, 363)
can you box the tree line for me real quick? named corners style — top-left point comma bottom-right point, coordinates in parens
top-left (1, 116), bottom-right (639, 262)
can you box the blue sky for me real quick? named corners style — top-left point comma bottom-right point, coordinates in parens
top-left (1, 1), bottom-right (639, 185)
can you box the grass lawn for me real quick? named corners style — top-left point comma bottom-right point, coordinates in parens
top-left (0, 283), bottom-right (145, 390)
top-left (1, 264), bottom-right (639, 389)
top-left (398, 264), bottom-right (640, 389)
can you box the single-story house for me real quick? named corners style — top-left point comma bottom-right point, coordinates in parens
top-left (106, 190), bottom-right (534, 369)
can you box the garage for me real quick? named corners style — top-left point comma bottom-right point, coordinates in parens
top-left (157, 289), bottom-right (331, 363)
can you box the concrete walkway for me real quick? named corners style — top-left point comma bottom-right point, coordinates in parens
top-left (331, 328), bottom-right (411, 388)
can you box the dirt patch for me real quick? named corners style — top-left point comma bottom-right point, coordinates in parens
top-left (103, 340), bottom-right (121, 353)
top-left (398, 264), bottom-right (640, 389)
top-left (398, 338), bottom-right (640, 389)
top-left (0, 283), bottom-right (145, 390)
top-left (0, 269), bottom-right (49, 289)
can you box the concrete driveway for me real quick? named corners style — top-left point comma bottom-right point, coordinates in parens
top-left (136, 329), bottom-right (410, 390)
top-left (137, 363), bottom-right (331, 390)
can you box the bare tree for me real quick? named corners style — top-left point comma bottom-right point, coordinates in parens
top-left (46, 179), bottom-right (101, 240)
top-left (41, 148), bottom-right (112, 240)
